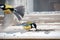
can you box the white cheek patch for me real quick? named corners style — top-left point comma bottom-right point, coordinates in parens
top-left (0, 6), bottom-right (4, 8)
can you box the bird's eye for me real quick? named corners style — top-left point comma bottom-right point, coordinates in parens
top-left (0, 5), bottom-right (4, 8)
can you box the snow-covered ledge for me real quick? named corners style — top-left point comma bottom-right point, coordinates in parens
top-left (0, 12), bottom-right (60, 39)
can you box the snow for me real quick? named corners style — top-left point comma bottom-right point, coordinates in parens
top-left (0, 25), bottom-right (60, 39)
top-left (0, 31), bottom-right (60, 39)
top-left (0, 13), bottom-right (60, 39)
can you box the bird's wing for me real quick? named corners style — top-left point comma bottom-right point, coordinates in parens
top-left (14, 6), bottom-right (25, 20)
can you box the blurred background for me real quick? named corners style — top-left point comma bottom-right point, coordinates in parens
top-left (0, 0), bottom-right (60, 13)
top-left (0, 0), bottom-right (60, 29)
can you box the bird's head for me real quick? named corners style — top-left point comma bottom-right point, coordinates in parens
top-left (0, 4), bottom-right (14, 14)
top-left (0, 4), bottom-right (5, 9)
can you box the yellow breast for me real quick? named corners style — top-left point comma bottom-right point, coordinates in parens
top-left (24, 26), bottom-right (31, 30)
top-left (4, 4), bottom-right (13, 14)
top-left (4, 9), bottom-right (12, 14)
top-left (5, 4), bottom-right (13, 8)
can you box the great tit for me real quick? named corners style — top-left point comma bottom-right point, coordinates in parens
top-left (23, 22), bottom-right (37, 30)
top-left (0, 4), bottom-right (14, 14)
top-left (0, 4), bottom-right (24, 20)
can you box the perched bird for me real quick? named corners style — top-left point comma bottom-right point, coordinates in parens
top-left (21, 21), bottom-right (37, 30)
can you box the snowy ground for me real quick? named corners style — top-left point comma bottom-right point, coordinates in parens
top-left (0, 25), bottom-right (60, 39)
top-left (0, 13), bottom-right (60, 39)
top-left (0, 31), bottom-right (60, 39)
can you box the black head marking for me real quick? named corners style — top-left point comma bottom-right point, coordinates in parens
top-left (0, 4), bottom-right (5, 10)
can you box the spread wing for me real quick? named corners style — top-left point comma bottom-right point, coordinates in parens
top-left (14, 6), bottom-right (25, 20)
top-left (0, 0), bottom-right (25, 20)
